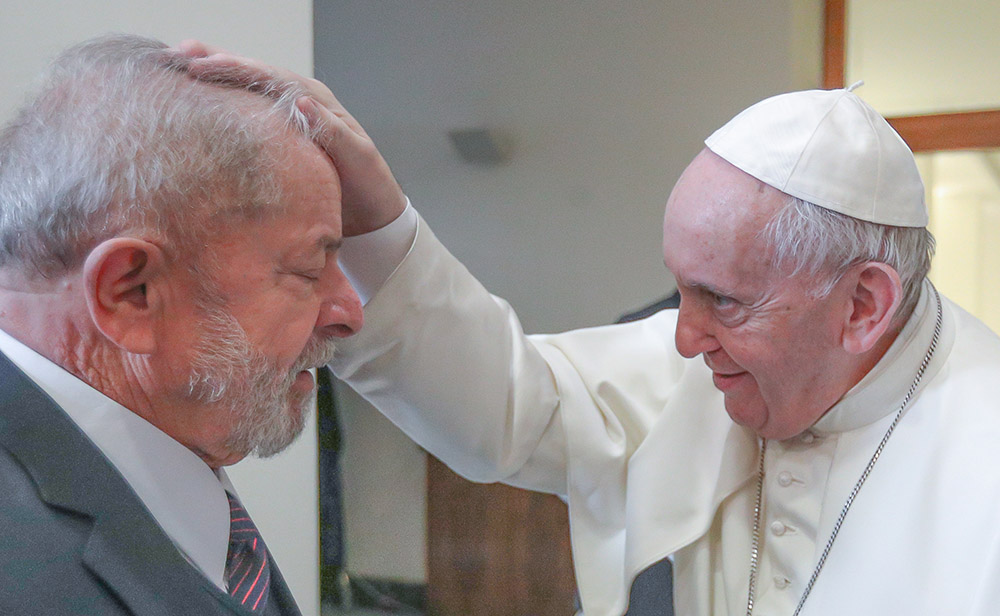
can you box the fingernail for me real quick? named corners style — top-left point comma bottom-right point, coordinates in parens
top-left (176, 40), bottom-right (206, 58)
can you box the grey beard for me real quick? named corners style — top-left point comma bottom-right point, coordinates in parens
top-left (187, 301), bottom-right (337, 458)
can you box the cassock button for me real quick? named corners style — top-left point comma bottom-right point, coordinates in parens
top-left (777, 471), bottom-right (794, 487)
top-left (770, 521), bottom-right (787, 536)
top-left (774, 576), bottom-right (791, 590)
top-left (800, 431), bottom-right (815, 444)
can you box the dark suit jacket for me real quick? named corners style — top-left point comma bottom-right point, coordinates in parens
top-left (0, 351), bottom-right (302, 616)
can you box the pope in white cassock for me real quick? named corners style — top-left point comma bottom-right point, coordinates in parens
top-left (183, 47), bottom-right (1000, 616)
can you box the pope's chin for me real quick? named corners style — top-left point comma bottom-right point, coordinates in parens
top-left (721, 393), bottom-right (769, 435)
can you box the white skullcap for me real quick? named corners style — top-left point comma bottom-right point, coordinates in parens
top-left (704, 85), bottom-right (927, 227)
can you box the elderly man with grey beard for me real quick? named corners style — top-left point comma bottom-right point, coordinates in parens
top-left (178, 44), bottom-right (1000, 616)
top-left (0, 35), bottom-right (362, 615)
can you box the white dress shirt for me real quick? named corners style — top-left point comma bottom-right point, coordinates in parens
top-left (0, 328), bottom-right (232, 591)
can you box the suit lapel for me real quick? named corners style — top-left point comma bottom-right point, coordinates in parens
top-left (0, 352), bottom-right (242, 615)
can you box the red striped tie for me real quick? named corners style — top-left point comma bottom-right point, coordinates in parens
top-left (225, 492), bottom-right (271, 612)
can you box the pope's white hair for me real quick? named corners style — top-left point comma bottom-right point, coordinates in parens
top-left (0, 34), bottom-right (318, 277)
top-left (760, 196), bottom-right (935, 323)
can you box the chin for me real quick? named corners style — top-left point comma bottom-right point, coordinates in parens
top-left (225, 392), bottom-right (313, 460)
top-left (723, 398), bottom-right (767, 433)
top-left (724, 404), bottom-right (805, 441)
top-left (750, 418), bottom-right (809, 441)
top-left (260, 396), bottom-right (313, 457)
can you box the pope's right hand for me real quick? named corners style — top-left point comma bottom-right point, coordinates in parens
top-left (175, 40), bottom-right (407, 236)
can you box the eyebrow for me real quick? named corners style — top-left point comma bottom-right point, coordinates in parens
top-left (286, 235), bottom-right (342, 265)
top-left (320, 237), bottom-right (343, 252)
top-left (684, 280), bottom-right (749, 303)
top-left (310, 234), bottom-right (343, 254)
top-left (677, 277), bottom-right (726, 296)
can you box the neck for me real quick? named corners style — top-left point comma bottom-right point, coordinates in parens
top-left (0, 270), bottom-right (155, 417)
top-left (847, 319), bottom-right (905, 391)
top-left (0, 268), bottom-right (245, 471)
top-left (0, 270), bottom-right (80, 364)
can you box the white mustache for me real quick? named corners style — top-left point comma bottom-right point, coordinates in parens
top-left (290, 336), bottom-right (338, 375)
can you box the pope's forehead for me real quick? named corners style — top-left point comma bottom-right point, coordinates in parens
top-left (661, 152), bottom-right (792, 291)
top-left (665, 152), bottom-right (785, 236)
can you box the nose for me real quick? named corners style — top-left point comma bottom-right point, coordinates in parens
top-left (674, 296), bottom-right (719, 358)
top-left (317, 267), bottom-right (364, 337)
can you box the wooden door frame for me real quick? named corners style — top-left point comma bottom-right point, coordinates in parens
top-left (823, 0), bottom-right (1000, 152)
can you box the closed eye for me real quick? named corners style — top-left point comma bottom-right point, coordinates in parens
top-left (712, 292), bottom-right (737, 307)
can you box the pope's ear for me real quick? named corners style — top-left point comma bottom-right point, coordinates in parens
top-left (841, 261), bottom-right (903, 355)
top-left (82, 238), bottom-right (167, 354)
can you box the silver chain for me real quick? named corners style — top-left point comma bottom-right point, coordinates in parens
top-left (745, 287), bottom-right (943, 616)
top-left (745, 438), bottom-right (768, 616)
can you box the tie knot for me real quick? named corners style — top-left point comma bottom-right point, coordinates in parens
top-left (225, 492), bottom-right (271, 612)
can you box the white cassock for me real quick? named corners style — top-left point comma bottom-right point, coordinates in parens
top-left (332, 214), bottom-right (1000, 616)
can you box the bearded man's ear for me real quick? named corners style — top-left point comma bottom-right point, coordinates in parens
top-left (83, 238), bottom-right (168, 354)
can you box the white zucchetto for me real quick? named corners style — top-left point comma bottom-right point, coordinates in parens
top-left (704, 86), bottom-right (928, 227)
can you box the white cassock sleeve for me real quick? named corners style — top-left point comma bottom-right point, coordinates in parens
top-left (331, 210), bottom-right (757, 616)
top-left (334, 209), bottom-right (692, 492)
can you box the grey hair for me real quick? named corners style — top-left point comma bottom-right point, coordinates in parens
top-left (760, 196), bottom-right (935, 323)
top-left (0, 34), bottom-right (320, 277)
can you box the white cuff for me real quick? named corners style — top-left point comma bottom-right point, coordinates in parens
top-left (338, 198), bottom-right (418, 305)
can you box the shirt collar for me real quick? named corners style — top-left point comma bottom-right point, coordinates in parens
top-left (812, 280), bottom-right (954, 435)
top-left (0, 327), bottom-right (231, 590)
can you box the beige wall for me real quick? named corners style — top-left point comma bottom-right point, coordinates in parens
top-left (0, 4), bottom-right (319, 614)
top-left (846, 0), bottom-right (1000, 115)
